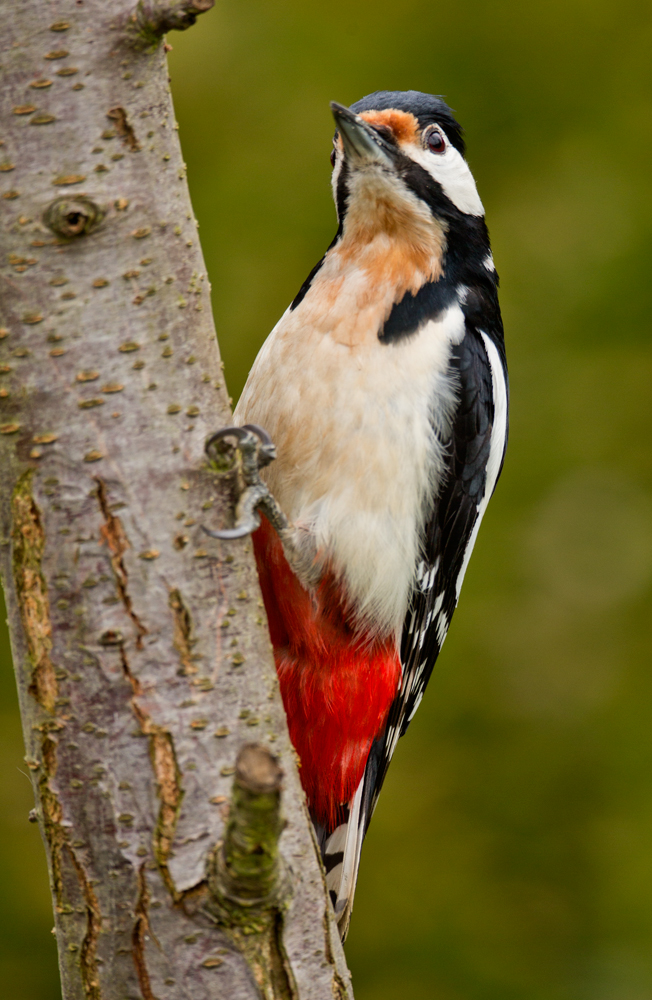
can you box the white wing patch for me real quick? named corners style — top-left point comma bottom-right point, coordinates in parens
top-left (454, 332), bottom-right (508, 599)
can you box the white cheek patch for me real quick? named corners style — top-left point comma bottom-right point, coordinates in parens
top-left (407, 142), bottom-right (484, 218)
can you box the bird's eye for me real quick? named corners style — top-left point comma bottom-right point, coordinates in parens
top-left (330, 149), bottom-right (336, 168)
top-left (427, 129), bottom-right (446, 154)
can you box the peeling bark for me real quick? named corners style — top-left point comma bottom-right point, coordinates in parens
top-left (12, 471), bottom-right (59, 712)
top-left (96, 476), bottom-right (148, 646)
top-left (133, 864), bottom-right (156, 1000)
top-left (0, 2), bottom-right (353, 998)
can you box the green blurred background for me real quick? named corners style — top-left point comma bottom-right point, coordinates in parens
top-left (2, 1), bottom-right (652, 996)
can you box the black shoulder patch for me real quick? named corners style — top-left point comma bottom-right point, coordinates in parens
top-left (378, 278), bottom-right (458, 343)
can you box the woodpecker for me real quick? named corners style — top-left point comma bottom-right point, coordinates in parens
top-left (209, 91), bottom-right (508, 939)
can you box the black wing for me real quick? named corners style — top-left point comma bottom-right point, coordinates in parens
top-left (360, 321), bottom-right (508, 826)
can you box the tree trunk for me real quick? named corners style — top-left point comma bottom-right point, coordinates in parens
top-left (0, 2), bottom-right (353, 997)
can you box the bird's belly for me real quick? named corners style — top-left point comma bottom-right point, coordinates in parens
top-left (236, 304), bottom-right (465, 637)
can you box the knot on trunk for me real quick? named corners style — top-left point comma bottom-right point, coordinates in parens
top-left (43, 196), bottom-right (103, 239)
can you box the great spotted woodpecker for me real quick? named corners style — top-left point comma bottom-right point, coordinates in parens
top-left (208, 91), bottom-right (508, 939)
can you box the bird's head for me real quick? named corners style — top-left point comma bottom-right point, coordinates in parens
top-left (289, 91), bottom-right (493, 322)
top-left (330, 91), bottom-right (484, 235)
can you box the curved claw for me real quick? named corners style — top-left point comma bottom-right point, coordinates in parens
top-left (202, 424), bottom-right (279, 540)
top-left (204, 424), bottom-right (277, 470)
top-left (201, 513), bottom-right (261, 540)
top-left (204, 425), bottom-right (251, 461)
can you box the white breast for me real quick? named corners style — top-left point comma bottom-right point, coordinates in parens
top-left (235, 300), bottom-right (467, 639)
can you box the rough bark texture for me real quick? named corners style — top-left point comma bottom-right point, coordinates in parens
top-left (0, 3), bottom-right (353, 998)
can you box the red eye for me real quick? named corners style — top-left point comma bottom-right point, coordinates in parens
top-left (330, 149), bottom-right (336, 167)
top-left (427, 129), bottom-right (446, 154)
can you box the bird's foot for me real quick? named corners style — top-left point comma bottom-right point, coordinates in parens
top-left (202, 424), bottom-right (289, 540)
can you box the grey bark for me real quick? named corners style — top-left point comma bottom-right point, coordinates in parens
top-left (0, 2), bottom-right (353, 998)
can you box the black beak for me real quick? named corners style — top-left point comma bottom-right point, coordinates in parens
top-left (330, 101), bottom-right (397, 167)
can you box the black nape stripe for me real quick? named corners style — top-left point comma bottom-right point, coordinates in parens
top-left (379, 278), bottom-right (457, 344)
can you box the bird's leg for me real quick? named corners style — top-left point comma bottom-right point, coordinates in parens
top-left (202, 424), bottom-right (287, 539)
top-left (203, 425), bottom-right (319, 585)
